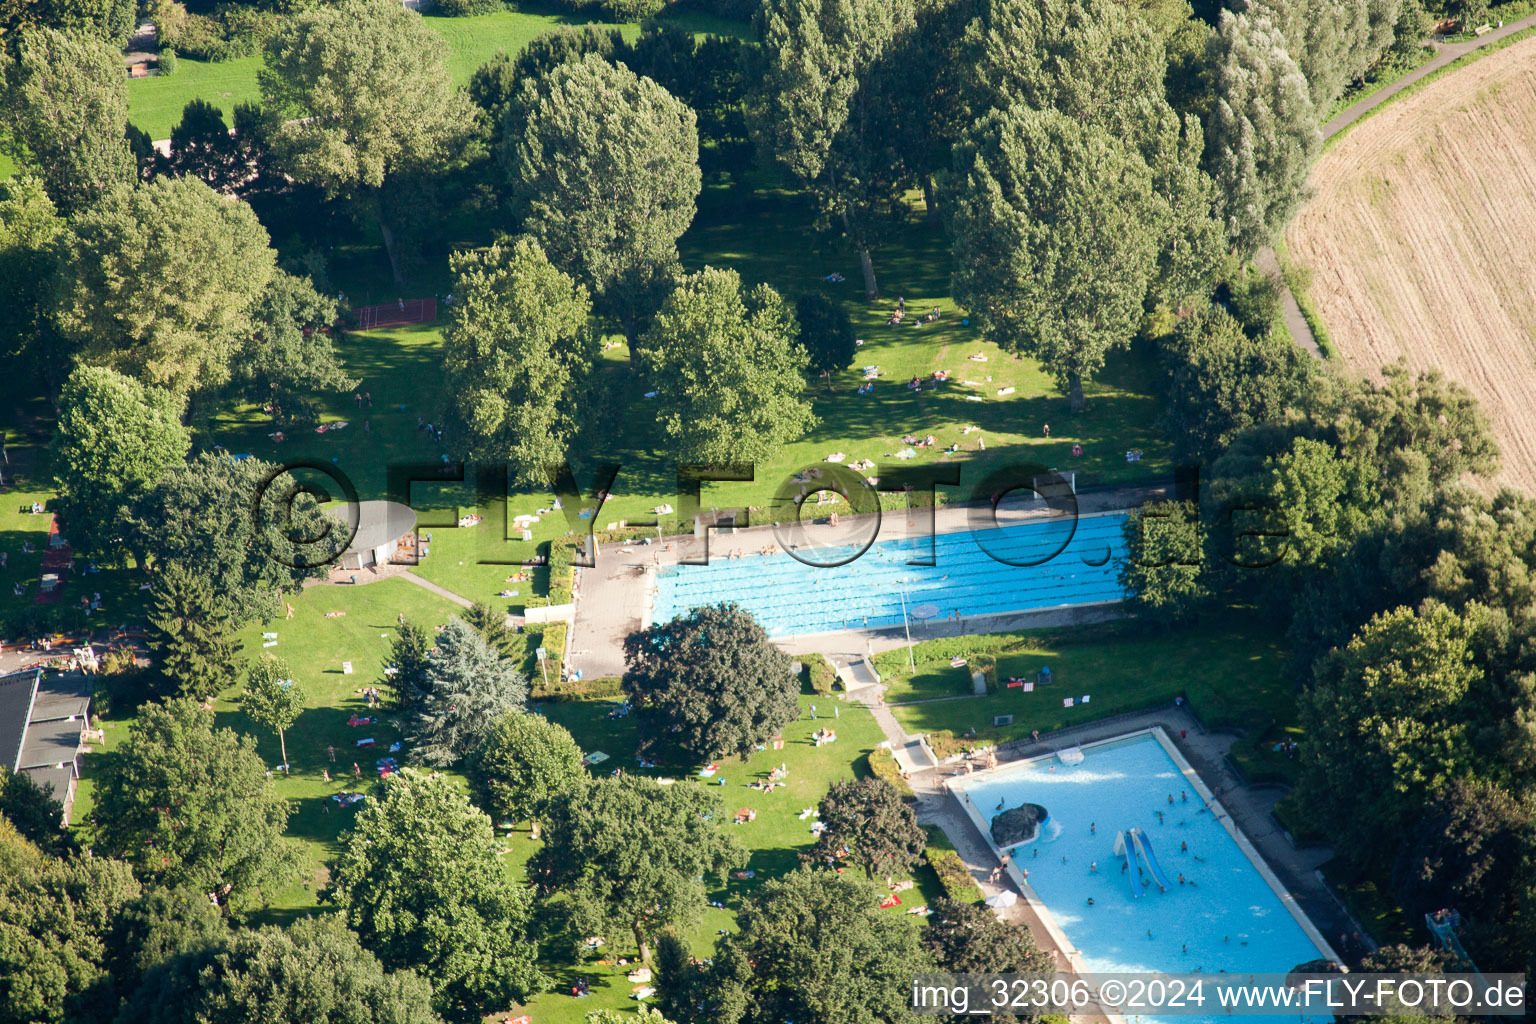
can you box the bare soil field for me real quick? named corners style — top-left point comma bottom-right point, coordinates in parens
top-left (1287, 35), bottom-right (1536, 492)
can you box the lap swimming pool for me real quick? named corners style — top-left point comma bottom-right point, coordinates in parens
top-left (650, 512), bottom-right (1128, 637)
top-left (950, 730), bottom-right (1338, 1023)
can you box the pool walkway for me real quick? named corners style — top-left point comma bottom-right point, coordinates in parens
top-left (890, 704), bottom-right (1375, 977)
top-left (567, 482), bottom-right (1171, 681)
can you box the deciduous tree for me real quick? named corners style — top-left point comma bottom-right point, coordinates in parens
top-left (1119, 500), bottom-right (1209, 628)
top-left (0, 820), bottom-right (140, 1024)
top-left (623, 603), bottom-right (800, 761)
top-left (117, 915), bottom-right (443, 1024)
top-left (93, 699), bottom-right (298, 911)
top-left (165, 98), bottom-right (242, 192)
top-left (809, 777), bottom-right (925, 879)
top-left (260, 0), bottom-right (473, 286)
top-left (499, 53), bottom-right (700, 350)
top-left (532, 775), bottom-right (745, 960)
top-left (949, 107), bottom-right (1158, 411)
top-left (53, 176), bottom-right (276, 397)
top-left (239, 654), bottom-right (305, 773)
top-left (1298, 604), bottom-right (1478, 864)
top-left (638, 268), bottom-right (816, 463)
top-left (442, 238), bottom-right (596, 486)
top-left (466, 712), bottom-right (586, 838)
top-left (709, 868), bottom-right (928, 1024)
top-left (49, 365), bottom-right (190, 561)
top-left (1202, 9), bottom-right (1320, 257)
top-left (0, 28), bottom-right (135, 211)
top-left (324, 769), bottom-right (543, 1020)
top-left (795, 293), bottom-right (857, 385)
top-left (747, 0), bottom-right (917, 299)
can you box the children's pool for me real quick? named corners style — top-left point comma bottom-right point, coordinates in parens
top-left (651, 512), bottom-right (1127, 636)
top-left (951, 732), bottom-right (1336, 1023)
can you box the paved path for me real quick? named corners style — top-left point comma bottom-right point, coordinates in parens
top-left (900, 706), bottom-right (1376, 969)
top-left (1270, 14), bottom-right (1536, 360)
top-left (399, 571), bottom-right (474, 609)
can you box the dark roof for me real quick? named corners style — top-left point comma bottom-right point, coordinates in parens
top-left (19, 765), bottom-right (73, 802)
top-left (17, 717), bottom-right (82, 771)
top-left (29, 673), bottom-right (91, 722)
top-left (0, 669), bottom-right (41, 772)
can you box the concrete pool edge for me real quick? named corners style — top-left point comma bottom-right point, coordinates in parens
top-left (944, 726), bottom-right (1343, 978)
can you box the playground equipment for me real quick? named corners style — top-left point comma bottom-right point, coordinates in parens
top-left (1114, 827), bottom-right (1173, 898)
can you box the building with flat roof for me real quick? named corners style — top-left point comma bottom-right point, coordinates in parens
top-left (0, 668), bottom-right (91, 823)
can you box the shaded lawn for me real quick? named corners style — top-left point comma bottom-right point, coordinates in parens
top-left (126, 7), bottom-right (750, 140)
top-left (880, 615), bottom-right (1303, 783)
top-left (203, 179), bottom-right (1172, 612)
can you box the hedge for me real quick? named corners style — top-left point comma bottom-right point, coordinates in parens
top-left (868, 746), bottom-right (914, 797)
top-left (800, 652), bottom-right (838, 696)
top-left (533, 675), bottom-right (624, 703)
top-left (923, 825), bottom-right (983, 903)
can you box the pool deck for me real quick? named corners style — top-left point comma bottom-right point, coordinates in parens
top-left (567, 483), bottom-right (1170, 680)
top-left (903, 705), bottom-right (1374, 987)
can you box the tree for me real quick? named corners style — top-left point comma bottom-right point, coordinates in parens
top-left (0, 0), bottom-right (135, 48)
top-left (1202, 9), bottom-right (1320, 257)
top-left (623, 603), bottom-right (800, 761)
top-left (795, 293), bottom-right (856, 385)
top-left (381, 618), bottom-right (435, 715)
top-left (531, 775), bottom-right (746, 960)
top-left (0, 176), bottom-right (64, 375)
top-left (949, 106), bottom-right (1158, 411)
top-left (1246, 435), bottom-right (1382, 572)
top-left (324, 769), bottom-right (543, 1020)
top-left (499, 52), bottom-right (700, 351)
top-left (145, 562), bottom-right (244, 700)
top-left (109, 885), bottom-right (230, 979)
top-left (1242, 0), bottom-right (1402, 110)
top-left (921, 896), bottom-right (1052, 974)
top-left (53, 176), bottom-right (276, 397)
top-left (239, 655), bottom-right (305, 773)
top-left (468, 26), bottom-right (622, 134)
top-left (234, 269), bottom-right (355, 422)
top-left (0, 820), bottom-right (141, 1024)
top-left (120, 452), bottom-right (343, 622)
top-left (116, 915), bottom-right (443, 1024)
top-left (959, 0), bottom-right (1225, 310)
top-left (638, 268), bottom-right (816, 463)
top-left (1, 28), bottom-right (135, 211)
top-left (165, 98), bottom-right (242, 192)
top-left (260, 0), bottom-right (473, 286)
top-left (709, 868), bottom-right (928, 1024)
top-left (466, 712), bottom-right (586, 838)
top-left (461, 601), bottom-right (523, 661)
top-left (1394, 778), bottom-right (1536, 966)
top-left (442, 238), bottom-right (596, 486)
top-left (809, 777), bottom-right (925, 880)
top-left (0, 767), bottom-right (78, 858)
top-left (407, 618), bottom-right (529, 766)
top-left (49, 366), bottom-right (190, 561)
top-left (92, 699), bottom-right (298, 912)
top-left (1118, 500), bottom-right (1210, 628)
top-left (1158, 304), bottom-right (1312, 466)
top-left (747, 0), bottom-right (917, 299)
top-left (1298, 604), bottom-right (1479, 864)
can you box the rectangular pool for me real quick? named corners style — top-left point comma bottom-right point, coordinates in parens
top-left (651, 512), bottom-right (1128, 636)
top-left (950, 731), bottom-right (1337, 1022)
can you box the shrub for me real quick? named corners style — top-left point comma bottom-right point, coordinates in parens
top-left (867, 746), bottom-right (913, 797)
top-left (532, 675), bottom-right (624, 702)
top-left (157, 2), bottom-right (273, 62)
top-left (434, 0), bottom-right (503, 12)
top-left (158, 47), bottom-right (178, 75)
top-left (923, 826), bottom-right (983, 903)
top-left (800, 652), bottom-right (838, 695)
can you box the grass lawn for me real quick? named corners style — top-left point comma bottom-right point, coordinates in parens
top-left (126, 7), bottom-right (749, 140)
top-left (199, 179), bottom-right (1171, 615)
top-left (878, 615), bottom-right (1303, 782)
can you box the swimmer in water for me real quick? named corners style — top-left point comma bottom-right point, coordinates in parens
top-left (1181, 790), bottom-right (1188, 802)
top-left (1086, 897), bottom-right (1094, 906)
top-left (1147, 930), bottom-right (1154, 940)
top-left (1090, 861), bottom-right (1097, 873)
top-left (1157, 811), bottom-right (1164, 824)
top-left (1090, 822), bottom-right (1096, 834)
top-left (1181, 841), bottom-right (1188, 852)
top-left (1177, 874), bottom-right (1185, 885)
top-left (1168, 794), bottom-right (1174, 805)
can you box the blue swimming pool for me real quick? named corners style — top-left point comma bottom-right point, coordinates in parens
top-left (953, 733), bottom-right (1333, 1022)
top-left (651, 513), bottom-right (1128, 636)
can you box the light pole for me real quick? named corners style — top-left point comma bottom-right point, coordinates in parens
top-left (896, 576), bottom-right (915, 672)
